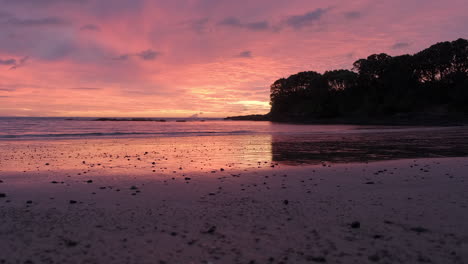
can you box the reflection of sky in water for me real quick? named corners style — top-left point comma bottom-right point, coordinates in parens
top-left (0, 118), bottom-right (361, 139)
top-left (271, 127), bottom-right (468, 165)
top-left (1, 126), bottom-right (468, 176)
top-left (0, 135), bottom-right (273, 176)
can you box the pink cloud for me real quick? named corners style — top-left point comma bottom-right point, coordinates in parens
top-left (0, 0), bottom-right (467, 117)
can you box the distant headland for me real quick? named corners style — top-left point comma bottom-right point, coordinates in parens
top-left (226, 38), bottom-right (468, 125)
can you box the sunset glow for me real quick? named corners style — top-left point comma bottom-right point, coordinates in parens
top-left (0, 0), bottom-right (467, 117)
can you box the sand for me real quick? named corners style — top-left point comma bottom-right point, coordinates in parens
top-left (1, 137), bottom-right (468, 263)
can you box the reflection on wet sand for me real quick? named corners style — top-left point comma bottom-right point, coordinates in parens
top-left (271, 126), bottom-right (468, 165)
top-left (2, 126), bottom-right (468, 177)
top-left (0, 135), bottom-right (273, 176)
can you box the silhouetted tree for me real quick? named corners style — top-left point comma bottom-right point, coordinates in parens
top-left (270, 71), bottom-right (331, 118)
top-left (268, 38), bottom-right (468, 121)
top-left (323, 70), bottom-right (358, 91)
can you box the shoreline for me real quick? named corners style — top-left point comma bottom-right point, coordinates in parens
top-left (225, 114), bottom-right (468, 126)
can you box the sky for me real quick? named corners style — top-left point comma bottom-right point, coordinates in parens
top-left (0, 0), bottom-right (467, 117)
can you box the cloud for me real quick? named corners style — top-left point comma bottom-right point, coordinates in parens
top-left (0, 0), bottom-right (87, 7)
top-left (218, 17), bottom-right (270, 31)
top-left (0, 58), bottom-right (16, 65)
top-left (186, 18), bottom-right (209, 33)
top-left (136, 50), bottom-right (159, 60)
top-left (237, 51), bottom-right (252, 58)
top-left (9, 56), bottom-right (29, 70)
top-left (113, 49), bottom-right (159, 61)
top-left (70, 87), bottom-right (102, 90)
top-left (391, 42), bottom-right (411, 49)
top-left (285, 8), bottom-right (328, 29)
top-left (112, 54), bottom-right (130, 61)
top-left (40, 40), bottom-right (77, 60)
top-left (344, 11), bottom-right (361, 19)
top-left (0, 56), bottom-right (29, 70)
top-left (219, 17), bottom-right (241, 27)
top-left (80, 24), bottom-right (100, 31)
top-left (245, 21), bottom-right (269, 31)
top-left (2, 16), bottom-right (69, 27)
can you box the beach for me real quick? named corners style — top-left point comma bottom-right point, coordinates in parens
top-left (1, 127), bottom-right (468, 263)
top-left (1, 1), bottom-right (466, 262)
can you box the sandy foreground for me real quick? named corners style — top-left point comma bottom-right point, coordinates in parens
top-left (0, 138), bottom-right (468, 264)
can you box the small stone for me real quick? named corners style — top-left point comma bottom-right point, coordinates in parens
top-left (86, 180), bottom-right (93, 183)
top-left (368, 254), bottom-right (380, 262)
top-left (283, 200), bottom-right (289, 205)
top-left (306, 256), bottom-right (326, 262)
top-left (0, 193), bottom-right (6, 198)
top-left (69, 200), bottom-right (77, 204)
top-left (410, 227), bottom-right (429, 233)
top-left (64, 239), bottom-right (78, 247)
top-left (202, 226), bottom-right (216, 234)
top-left (351, 221), bottom-right (361, 229)
top-left (26, 200), bottom-right (32, 204)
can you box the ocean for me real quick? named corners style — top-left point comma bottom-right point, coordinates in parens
top-left (1, 117), bottom-right (468, 165)
top-left (0, 116), bottom-right (459, 140)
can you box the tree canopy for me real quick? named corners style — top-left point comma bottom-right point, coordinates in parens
top-left (268, 38), bottom-right (468, 121)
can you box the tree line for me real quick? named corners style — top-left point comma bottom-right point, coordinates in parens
top-left (269, 38), bottom-right (468, 121)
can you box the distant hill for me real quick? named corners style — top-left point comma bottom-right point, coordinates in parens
top-left (227, 38), bottom-right (468, 124)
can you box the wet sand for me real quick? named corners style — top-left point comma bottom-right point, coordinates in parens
top-left (1, 137), bottom-right (468, 263)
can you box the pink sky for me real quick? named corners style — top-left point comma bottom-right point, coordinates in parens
top-left (0, 0), bottom-right (467, 117)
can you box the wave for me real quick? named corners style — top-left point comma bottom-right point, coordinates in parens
top-left (0, 130), bottom-right (254, 139)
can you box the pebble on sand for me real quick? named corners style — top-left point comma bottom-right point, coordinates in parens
top-left (351, 221), bottom-right (361, 229)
